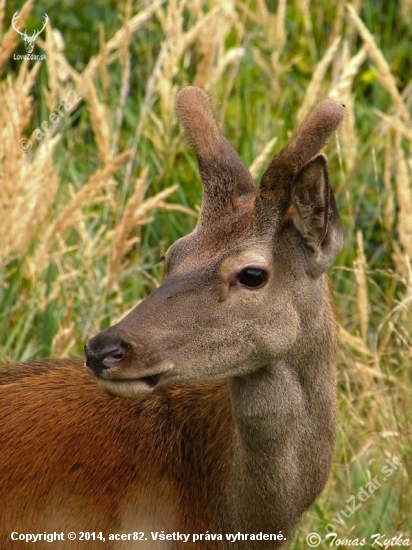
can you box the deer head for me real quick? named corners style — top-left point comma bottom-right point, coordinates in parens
top-left (85, 87), bottom-right (344, 400)
top-left (12, 11), bottom-right (48, 53)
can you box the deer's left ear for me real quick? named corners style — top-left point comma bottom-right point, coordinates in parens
top-left (290, 153), bottom-right (343, 277)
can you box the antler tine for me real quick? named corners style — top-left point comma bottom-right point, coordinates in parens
top-left (176, 87), bottom-right (256, 219)
top-left (33, 13), bottom-right (48, 37)
top-left (259, 100), bottom-right (345, 200)
top-left (11, 11), bottom-right (24, 36)
top-left (41, 14), bottom-right (49, 30)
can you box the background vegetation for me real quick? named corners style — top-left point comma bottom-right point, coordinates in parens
top-left (1, 0), bottom-right (411, 546)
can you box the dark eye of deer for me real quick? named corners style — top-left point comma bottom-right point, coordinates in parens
top-left (238, 268), bottom-right (267, 289)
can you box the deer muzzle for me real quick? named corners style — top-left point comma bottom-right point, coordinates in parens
top-left (84, 329), bottom-right (174, 397)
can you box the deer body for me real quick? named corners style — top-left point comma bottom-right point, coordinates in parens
top-left (0, 361), bottom-right (232, 547)
top-left (0, 88), bottom-right (344, 549)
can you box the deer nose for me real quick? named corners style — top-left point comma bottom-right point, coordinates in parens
top-left (84, 335), bottom-right (129, 376)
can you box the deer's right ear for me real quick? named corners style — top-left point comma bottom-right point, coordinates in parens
top-left (289, 153), bottom-right (343, 278)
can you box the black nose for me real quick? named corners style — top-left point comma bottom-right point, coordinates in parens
top-left (84, 333), bottom-right (129, 376)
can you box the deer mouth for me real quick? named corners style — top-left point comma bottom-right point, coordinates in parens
top-left (94, 361), bottom-right (174, 398)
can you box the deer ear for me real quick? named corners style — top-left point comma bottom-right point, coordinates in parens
top-left (290, 153), bottom-right (343, 277)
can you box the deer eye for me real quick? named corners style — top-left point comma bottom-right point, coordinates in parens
top-left (238, 268), bottom-right (267, 289)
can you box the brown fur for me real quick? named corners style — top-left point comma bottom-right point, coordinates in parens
top-left (0, 360), bottom-right (232, 549)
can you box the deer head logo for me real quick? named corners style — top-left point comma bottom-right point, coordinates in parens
top-left (12, 11), bottom-right (49, 54)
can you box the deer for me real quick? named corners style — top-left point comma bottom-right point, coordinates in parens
top-left (0, 87), bottom-right (344, 549)
top-left (11, 11), bottom-right (49, 54)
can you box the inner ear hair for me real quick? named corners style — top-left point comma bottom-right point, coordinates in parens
top-left (290, 153), bottom-right (330, 251)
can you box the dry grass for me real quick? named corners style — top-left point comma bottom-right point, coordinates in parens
top-left (0, 0), bottom-right (411, 543)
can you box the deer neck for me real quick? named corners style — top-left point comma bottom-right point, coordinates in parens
top-left (226, 329), bottom-right (336, 540)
